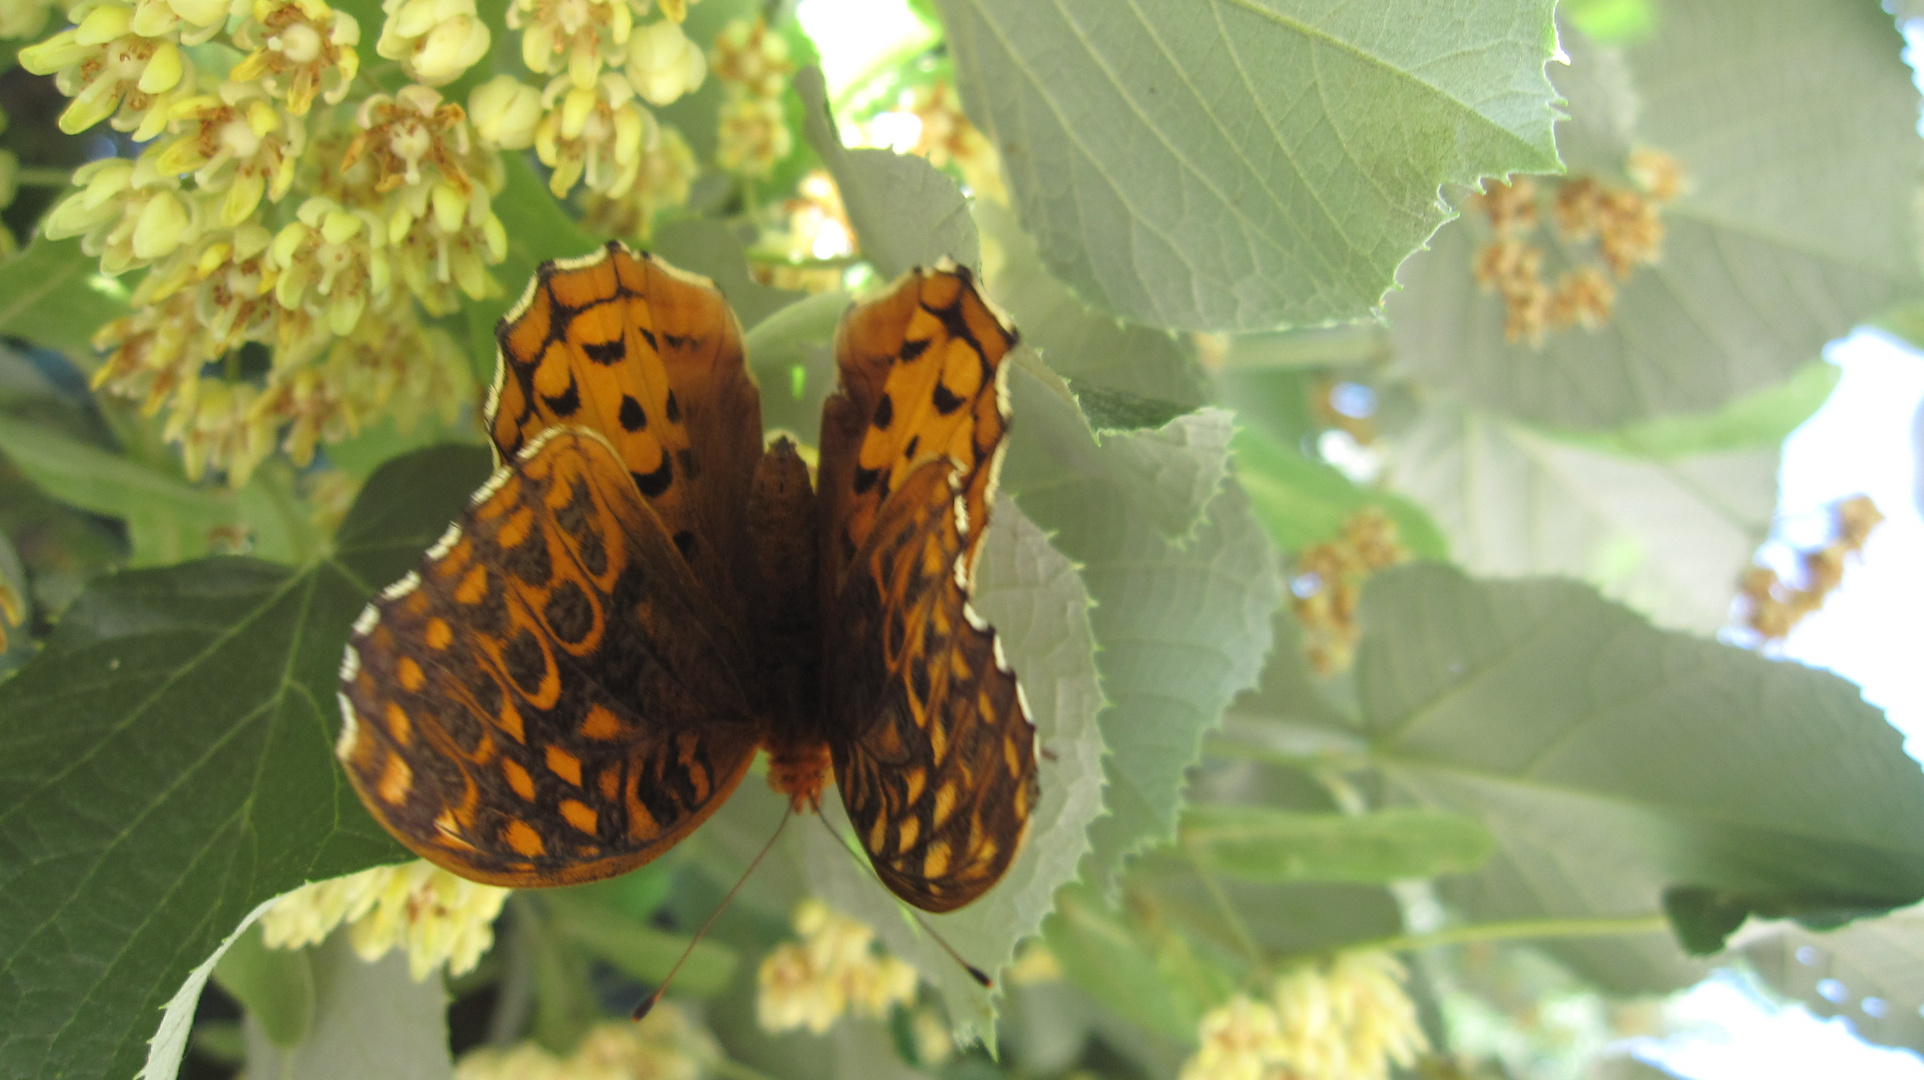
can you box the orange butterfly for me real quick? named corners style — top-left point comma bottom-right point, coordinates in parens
top-left (337, 243), bottom-right (1037, 913)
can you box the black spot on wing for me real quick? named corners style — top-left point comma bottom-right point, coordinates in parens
top-left (543, 375), bottom-right (581, 416)
top-left (673, 530), bottom-right (698, 560)
top-left (932, 383), bottom-right (965, 415)
top-left (618, 394), bottom-right (647, 431)
top-left (664, 390), bottom-right (681, 423)
top-left (633, 455), bottom-right (673, 498)
top-left (854, 466), bottom-right (882, 494)
top-left (504, 629), bottom-right (546, 693)
top-left (923, 300), bottom-right (978, 348)
top-left (543, 580), bottom-right (594, 645)
top-left (900, 337), bottom-right (930, 361)
top-left (583, 339), bottom-right (625, 365)
top-left (873, 393), bottom-right (894, 429)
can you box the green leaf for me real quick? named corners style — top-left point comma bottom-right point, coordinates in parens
top-left (1357, 565), bottom-right (1924, 988)
top-left (1550, 359), bottom-right (1841, 460)
top-left (652, 217), bottom-right (808, 331)
top-left (975, 200), bottom-right (1205, 410)
top-left (1008, 372), bottom-right (1283, 887)
top-left (1178, 805), bottom-right (1494, 883)
top-left (800, 498), bottom-right (1106, 1046)
top-left (1067, 382), bottom-right (1192, 434)
top-left (796, 65), bottom-right (981, 278)
top-left (1233, 426), bottom-right (1448, 560)
top-left (0, 415), bottom-right (243, 566)
top-left (1744, 906), bottom-right (1924, 1055)
top-left (541, 891), bottom-right (738, 999)
top-left (742, 288), bottom-right (850, 437)
top-left (1042, 885), bottom-right (1216, 1040)
top-left (935, 0), bottom-right (1562, 332)
top-left (1383, 401), bottom-right (1777, 633)
top-left (212, 923), bottom-right (317, 1048)
top-left (0, 445), bottom-right (488, 1080)
top-left (239, 935), bottom-right (451, 1080)
top-left (0, 235), bottom-right (128, 351)
top-left (1389, 5), bottom-right (1922, 428)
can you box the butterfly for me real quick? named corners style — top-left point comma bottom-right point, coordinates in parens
top-left (336, 242), bottom-right (1037, 913)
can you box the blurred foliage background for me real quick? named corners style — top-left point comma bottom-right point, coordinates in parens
top-left (0, 0), bottom-right (1921, 1078)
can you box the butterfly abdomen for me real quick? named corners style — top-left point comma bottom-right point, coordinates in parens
top-left (748, 436), bottom-right (832, 810)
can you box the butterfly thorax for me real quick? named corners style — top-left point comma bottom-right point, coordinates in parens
top-left (748, 436), bottom-right (830, 811)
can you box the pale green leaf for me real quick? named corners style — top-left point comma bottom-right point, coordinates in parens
top-left (1233, 426), bottom-right (1449, 559)
top-left (935, 0), bottom-right (1562, 331)
top-left (802, 499), bottom-right (1106, 1045)
top-left (1745, 907), bottom-right (1924, 1055)
top-left (240, 935), bottom-right (451, 1080)
top-left (1008, 372), bottom-right (1284, 886)
top-left (742, 288), bottom-right (850, 437)
top-left (1359, 566), bottom-right (1924, 989)
top-left (212, 923), bottom-right (316, 1048)
top-left (1382, 401), bottom-right (1777, 633)
top-left (1178, 805), bottom-right (1494, 883)
top-left (652, 217), bottom-right (809, 331)
top-left (1549, 359), bottom-right (1840, 460)
top-left (1388, 4), bottom-right (1921, 428)
top-left (797, 66), bottom-right (981, 278)
top-left (975, 200), bottom-right (1204, 408)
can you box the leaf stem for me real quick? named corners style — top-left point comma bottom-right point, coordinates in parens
top-left (15, 167), bottom-right (78, 188)
top-left (1344, 913), bottom-right (1672, 956)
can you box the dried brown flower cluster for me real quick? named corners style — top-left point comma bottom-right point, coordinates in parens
top-left (711, 16), bottom-right (793, 177)
top-left (1469, 148), bottom-right (1682, 346)
top-left (1740, 495), bottom-right (1883, 640)
top-left (1292, 508), bottom-right (1410, 674)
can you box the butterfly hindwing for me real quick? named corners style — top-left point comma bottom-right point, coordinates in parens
top-left (489, 242), bottom-right (763, 621)
top-left (338, 428), bottom-right (762, 887)
top-left (825, 459), bottom-right (1037, 912)
top-left (819, 265), bottom-right (1036, 913)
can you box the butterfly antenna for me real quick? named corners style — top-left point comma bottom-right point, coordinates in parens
top-left (633, 806), bottom-right (793, 1021)
top-left (811, 813), bottom-right (992, 989)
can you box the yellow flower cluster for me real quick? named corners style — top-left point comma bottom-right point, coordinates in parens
top-left (1179, 953), bottom-right (1428, 1080)
top-left (454, 1009), bottom-right (719, 1080)
top-left (1468, 148), bottom-right (1683, 346)
top-left (1741, 494), bottom-right (1883, 640)
top-left (21, 0), bottom-right (496, 482)
top-left (711, 17), bottom-right (792, 178)
top-left (1291, 508), bottom-right (1410, 674)
top-left (260, 860), bottom-right (510, 982)
top-left (756, 898), bottom-right (919, 1035)
top-left (752, 169), bottom-right (849, 292)
top-left (474, 0), bottom-right (705, 198)
top-left (900, 79), bottom-right (1003, 203)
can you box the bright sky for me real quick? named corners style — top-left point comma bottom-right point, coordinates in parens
top-left (1636, 333), bottom-right (1924, 1078)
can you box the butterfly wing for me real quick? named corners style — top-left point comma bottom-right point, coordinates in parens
top-left (338, 429), bottom-right (764, 888)
top-left (819, 265), bottom-right (1037, 913)
top-left (489, 242), bottom-right (763, 621)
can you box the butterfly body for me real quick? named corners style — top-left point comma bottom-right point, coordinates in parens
top-left (338, 243), bottom-right (1036, 913)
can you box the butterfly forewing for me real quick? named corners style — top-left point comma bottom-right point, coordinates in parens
top-left (818, 265), bottom-right (1037, 913)
top-left (817, 263), bottom-right (1014, 592)
top-left (338, 428), bottom-right (762, 887)
top-left (489, 242), bottom-right (763, 618)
